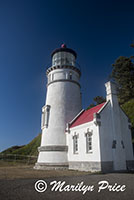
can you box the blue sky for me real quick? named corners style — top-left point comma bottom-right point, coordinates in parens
top-left (0, 0), bottom-right (134, 151)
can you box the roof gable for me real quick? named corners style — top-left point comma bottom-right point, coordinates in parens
top-left (70, 102), bottom-right (106, 128)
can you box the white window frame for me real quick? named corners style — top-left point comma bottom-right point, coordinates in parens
top-left (85, 129), bottom-right (93, 153)
top-left (52, 73), bottom-right (54, 81)
top-left (41, 105), bottom-right (50, 129)
top-left (48, 74), bottom-right (51, 83)
top-left (73, 134), bottom-right (78, 154)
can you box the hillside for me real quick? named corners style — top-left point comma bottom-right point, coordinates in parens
top-left (1, 133), bottom-right (41, 156)
top-left (121, 99), bottom-right (134, 143)
top-left (1, 145), bottom-right (25, 154)
top-left (121, 99), bottom-right (134, 129)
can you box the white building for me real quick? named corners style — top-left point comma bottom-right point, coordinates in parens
top-left (35, 45), bottom-right (134, 172)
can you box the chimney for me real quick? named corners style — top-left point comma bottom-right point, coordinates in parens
top-left (105, 81), bottom-right (118, 106)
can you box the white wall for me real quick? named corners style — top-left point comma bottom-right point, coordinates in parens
top-left (38, 151), bottom-right (68, 163)
top-left (67, 122), bottom-right (101, 162)
top-left (38, 67), bottom-right (82, 164)
top-left (41, 74), bottom-right (82, 146)
top-left (48, 68), bottom-right (80, 84)
top-left (99, 102), bottom-right (114, 162)
top-left (104, 81), bottom-right (133, 170)
top-left (119, 108), bottom-right (134, 160)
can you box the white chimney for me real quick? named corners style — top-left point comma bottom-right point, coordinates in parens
top-left (105, 81), bottom-right (118, 106)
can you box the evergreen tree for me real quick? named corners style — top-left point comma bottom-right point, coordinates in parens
top-left (87, 96), bottom-right (105, 110)
top-left (130, 42), bottom-right (134, 48)
top-left (87, 103), bottom-right (95, 110)
top-left (93, 96), bottom-right (106, 105)
top-left (111, 56), bottom-right (134, 104)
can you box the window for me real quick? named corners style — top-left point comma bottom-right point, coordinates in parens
top-left (69, 72), bottom-right (72, 80)
top-left (70, 54), bottom-right (75, 66)
top-left (41, 105), bottom-right (50, 129)
top-left (41, 111), bottom-right (45, 128)
top-left (73, 135), bottom-right (78, 154)
top-left (121, 140), bottom-right (125, 149)
top-left (86, 130), bottom-right (93, 153)
top-left (48, 74), bottom-right (51, 83)
top-left (52, 73), bottom-right (54, 81)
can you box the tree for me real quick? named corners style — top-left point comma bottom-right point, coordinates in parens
top-left (130, 42), bottom-right (134, 48)
top-left (110, 56), bottom-right (134, 104)
top-left (87, 103), bottom-right (95, 110)
top-left (87, 96), bottom-right (106, 110)
top-left (93, 96), bottom-right (106, 105)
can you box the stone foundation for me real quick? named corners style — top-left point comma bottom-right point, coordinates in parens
top-left (69, 161), bottom-right (101, 172)
top-left (34, 162), bottom-right (69, 170)
top-left (69, 161), bottom-right (114, 172)
top-left (34, 160), bottom-right (134, 172)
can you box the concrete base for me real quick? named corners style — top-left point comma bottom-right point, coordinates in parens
top-left (34, 162), bottom-right (69, 170)
top-left (69, 161), bottom-right (101, 172)
top-left (34, 160), bottom-right (134, 172)
top-left (69, 161), bottom-right (114, 172)
top-left (101, 161), bottom-right (114, 172)
top-left (126, 160), bottom-right (134, 170)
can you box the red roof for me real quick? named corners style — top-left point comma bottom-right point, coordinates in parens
top-left (70, 102), bottom-right (105, 128)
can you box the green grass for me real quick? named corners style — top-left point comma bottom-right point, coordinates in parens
top-left (12, 133), bottom-right (41, 156)
top-left (121, 99), bottom-right (134, 128)
top-left (1, 145), bottom-right (25, 154)
top-left (1, 133), bottom-right (41, 156)
top-left (121, 99), bottom-right (134, 144)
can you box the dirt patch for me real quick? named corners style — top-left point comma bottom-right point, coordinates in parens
top-left (0, 163), bottom-right (91, 180)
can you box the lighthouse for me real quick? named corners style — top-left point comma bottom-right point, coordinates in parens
top-left (35, 44), bottom-right (82, 169)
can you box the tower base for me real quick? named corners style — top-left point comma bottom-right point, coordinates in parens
top-left (34, 162), bottom-right (69, 170)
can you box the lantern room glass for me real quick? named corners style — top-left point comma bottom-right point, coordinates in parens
top-left (52, 52), bottom-right (75, 66)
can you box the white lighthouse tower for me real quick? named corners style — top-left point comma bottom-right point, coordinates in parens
top-left (35, 44), bottom-right (82, 169)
